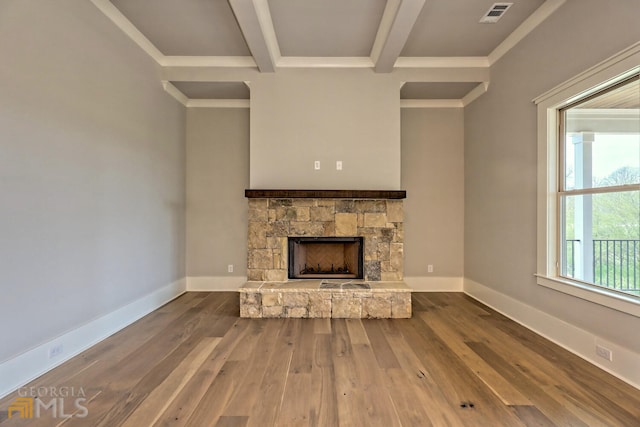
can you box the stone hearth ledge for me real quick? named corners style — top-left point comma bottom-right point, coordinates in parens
top-left (239, 280), bottom-right (412, 319)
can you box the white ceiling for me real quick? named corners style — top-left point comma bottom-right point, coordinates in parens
top-left (97, 0), bottom-right (562, 103)
top-left (269, 0), bottom-right (388, 57)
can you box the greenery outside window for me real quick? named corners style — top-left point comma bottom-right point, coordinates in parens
top-left (559, 76), bottom-right (639, 297)
top-left (534, 42), bottom-right (640, 317)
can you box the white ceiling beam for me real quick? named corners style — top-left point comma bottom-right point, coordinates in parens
top-left (160, 56), bottom-right (256, 68)
top-left (228, 0), bottom-right (280, 72)
top-left (371, 0), bottom-right (426, 73)
top-left (277, 57), bottom-right (374, 69)
top-left (462, 82), bottom-right (490, 106)
top-left (395, 57), bottom-right (490, 69)
top-left (90, 0), bottom-right (164, 64)
top-left (162, 66), bottom-right (261, 82)
top-left (162, 64), bottom-right (488, 84)
top-left (370, 0), bottom-right (401, 64)
top-left (393, 66), bottom-right (490, 83)
top-left (161, 81), bottom-right (188, 106)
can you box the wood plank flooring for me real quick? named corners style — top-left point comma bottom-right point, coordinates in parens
top-left (1, 292), bottom-right (639, 426)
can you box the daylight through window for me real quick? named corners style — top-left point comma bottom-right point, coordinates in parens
top-left (559, 75), bottom-right (640, 297)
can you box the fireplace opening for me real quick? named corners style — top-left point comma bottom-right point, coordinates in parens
top-left (288, 237), bottom-right (364, 279)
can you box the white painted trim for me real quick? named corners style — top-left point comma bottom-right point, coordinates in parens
top-left (534, 43), bottom-right (640, 317)
top-left (462, 82), bottom-right (490, 106)
top-left (277, 56), bottom-right (374, 69)
top-left (395, 57), bottom-right (490, 68)
top-left (405, 276), bottom-right (463, 291)
top-left (464, 278), bottom-right (640, 390)
top-left (373, 0), bottom-right (426, 73)
top-left (162, 82), bottom-right (250, 108)
top-left (370, 0), bottom-right (401, 65)
top-left (186, 99), bottom-right (250, 108)
top-left (400, 99), bottom-right (463, 108)
top-left (533, 42), bottom-right (640, 105)
top-left (0, 279), bottom-right (186, 399)
top-left (160, 56), bottom-right (256, 68)
top-left (161, 67), bottom-right (261, 83)
top-left (488, 0), bottom-right (566, 65)
top-left (253, 0), bottom-right (282, 63)
top-left (89, 0), bottom-right (164, 63)
top-left (228, 0), bottom-right (277, 72)
top-left (187, 276), bottom-right (248, 291)
top-left (161, 81), bottom-right (188, 106)
top-left (537, 275), bottom-right (640, 318)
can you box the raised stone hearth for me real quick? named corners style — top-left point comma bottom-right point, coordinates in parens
top-left (239, 280), bottom-right (411, 318)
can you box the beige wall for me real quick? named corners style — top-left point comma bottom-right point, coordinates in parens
top-left (250, 69), bottom-right (401, 190)
top-left (402, 108), bottom-right (464, 278)
top-left (464, 0), bottom-right (640, 353)
top-left (0, 0), bottom-right (186, 362)
top-left (186, 108), bottom-right (249, 277)
top-left (186, 107), bottom-right (464, 280)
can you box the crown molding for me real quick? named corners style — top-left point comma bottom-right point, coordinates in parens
top-left (161, 81), bottom-right (188, 106)
top-left (162, 81), bottom-right (249, 108)
top-left (393, 66), bottom-right (490, 84)
top-left (186, 99), bottom-right (250, 108)
top-left (92, 0), bottom-right (564, 78)
top-left (401, 99), bottom-right (463, 108)
top-left (462, 82), bottom-right (490, 106)
top-left (533, 42), bottom-right (639, 105)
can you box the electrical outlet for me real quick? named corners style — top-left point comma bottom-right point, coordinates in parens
top-left (596, 345), bottom-right (613, 361)
top-left (49, 344), bottom-right (63, 359)
top-left (228, 264), bottom-right (234, 273)
top-left (428, 265), bottom-right (434, 273)
top-left (336, 161), bottom-right (343, 170)
top-left (314, 160), bottom-right (320, 170)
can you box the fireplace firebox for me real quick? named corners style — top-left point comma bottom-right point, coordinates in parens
top-left (288, 237), bottom-right (364, 279)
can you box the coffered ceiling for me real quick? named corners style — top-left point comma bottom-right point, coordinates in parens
top-left (92, 0), bottom-right (565, 105)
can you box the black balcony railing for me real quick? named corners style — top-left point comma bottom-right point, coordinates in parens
top-left (565, 239), bottom-right (640, 293)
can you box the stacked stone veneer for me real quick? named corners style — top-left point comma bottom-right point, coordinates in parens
top-left (247, 198), bottom-right (404, 282)
top-left (239, 281), bottom-right (411, 318)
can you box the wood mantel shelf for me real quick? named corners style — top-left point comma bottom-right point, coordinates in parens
top-left (244, 189), bottom-right (406, 199)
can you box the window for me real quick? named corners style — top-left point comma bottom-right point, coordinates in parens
top-left (535, 43), bottom-right (640, 316)
top-left (559, 76), bottom-right (640, 297)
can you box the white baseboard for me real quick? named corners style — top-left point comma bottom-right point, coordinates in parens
top-left (464, 278), bottom-right (640, 390)
top-left (187, 276), bottom-right (461, 292)
top-left (187, 276), bottom-right (247, 291)
top-left (404, 276), bottom-right (463, 291)
top-left (0, 278), bottom-right (186, 399)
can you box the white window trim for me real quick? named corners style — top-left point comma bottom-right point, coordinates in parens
top-left (533, 42), bottom-right (640, 318)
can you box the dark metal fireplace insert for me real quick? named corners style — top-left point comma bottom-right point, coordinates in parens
top-left (288, 237), bottom-right (364, 279)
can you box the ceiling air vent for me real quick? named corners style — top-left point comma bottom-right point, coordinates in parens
top-left (479, 3), bottom-right (513, 23)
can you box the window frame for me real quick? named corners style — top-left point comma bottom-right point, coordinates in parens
top-left (534, 42), bottom-right (640, 317)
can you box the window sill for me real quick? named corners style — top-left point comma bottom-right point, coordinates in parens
top-left (536, 275), bottom-right (640, 318)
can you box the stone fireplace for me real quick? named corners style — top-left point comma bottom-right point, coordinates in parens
top-left (245, 191), bottom-right (405, 282)
top-left (240, 190), bottom-right (411, 318)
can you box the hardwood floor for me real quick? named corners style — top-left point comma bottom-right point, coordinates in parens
top-left (1, 292), bottom-right (639, 426)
